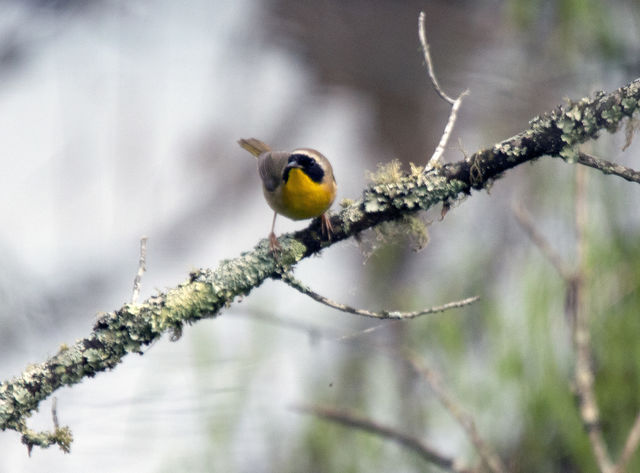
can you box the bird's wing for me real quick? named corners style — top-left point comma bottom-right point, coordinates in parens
top-left (258, 151), bottom-right (289, 192)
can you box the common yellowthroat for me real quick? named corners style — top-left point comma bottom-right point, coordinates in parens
top-left (238, 138), bottom-right (337, 250)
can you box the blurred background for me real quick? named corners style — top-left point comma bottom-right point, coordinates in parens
top-left (1, 0), bottom-right (640, 471)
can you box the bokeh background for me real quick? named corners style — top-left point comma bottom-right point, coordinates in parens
top-left (1, 1), bottom-right (640, 472)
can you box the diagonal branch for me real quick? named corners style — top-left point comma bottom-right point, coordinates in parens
top-left (405, 352), bottom-right (507, 473)
top-left (576, 151), bottom-right (640, 184)
top-left (615, 412), bottom-right (640, 473)
top-left (1, 76), bottom-right (640, 452)
top-left (512, 202), bottom-right (574, 281)
top-left (292, 403), bottom-right (472, 473)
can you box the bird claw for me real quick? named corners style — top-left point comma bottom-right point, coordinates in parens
top-left (269, 232), bottom-right (281, 254)
top-left (320, 213), bottom-right (333, 241)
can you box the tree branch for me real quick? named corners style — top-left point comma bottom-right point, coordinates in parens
top-left (441, 80), bottom-right (640, 189)
top-left (418, 11), bottom-right (469, 169)
top-left (616, 411), bottom-right (640, 473)
top-left (292, 403), bottom-right (471, 473)
top-left (280, 271), bottom-right (478, 320)
top-left (405, 351), bottom-right (507, 473)
top-left (418, 11), bottom-right (455, 105)
top-left (512, 202), bottom-right (574, 280)
top-left (576, 151), bottom-right (640, 184)
top-left (2, 77), bottom-right (640, 452)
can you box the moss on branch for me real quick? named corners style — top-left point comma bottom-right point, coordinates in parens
top-left (443, 78), bottom-right (640, 187)
top-left (1, 77), bottom-right (640, 453)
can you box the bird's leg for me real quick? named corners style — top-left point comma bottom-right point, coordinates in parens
top-left (269, 211), bottom-right (281, 252)
top-left (320, 213), bottom-right (333, 241)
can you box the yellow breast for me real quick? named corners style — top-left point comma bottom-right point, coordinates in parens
top-left (279, 168), bottom-right (336, 220)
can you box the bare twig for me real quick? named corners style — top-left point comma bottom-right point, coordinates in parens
top-left (280, 271), bottom-right (479, 320)
top-left (51, 397), bottom-right (59, 429)
top-left (576, 151), bottom-right (640, 185)
top-left (512, 202), bottom-right (573, 281)
top-left (571, 167), bottom-right (614, 473)
top-left (418, 11), bottom-right (454, 104)
top-left (419, 11), bottom-right (469, 170)
top-left (405, 352), bottom-right (507, 473)
top-left (616, 412), bottom-right (640, 473)
top-left (292, 403), bottom-right (471, 473)
top-left (429, 90), bottom-right (470, 169)
top-left (131, 236), bottom-right (148, 304)
top-left (22, 396), bottom-right (72, 456)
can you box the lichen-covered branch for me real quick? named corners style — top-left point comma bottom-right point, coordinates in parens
top-left (0, 250), bottom-right (292, 452)
top-left (1, 77), bottom-right (640, 453)
top-left (441, 79), bottom-right (640, 189)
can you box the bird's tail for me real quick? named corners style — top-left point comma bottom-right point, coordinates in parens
top-left (238, 138), bottom-right (271, 158)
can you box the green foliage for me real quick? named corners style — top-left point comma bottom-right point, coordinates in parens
top-left (589, 221), bottom-right (640, 469)
top-left (291, 418), bottom-right (367, 473)
top-left (495, 261), bottom-right (597, 472)
top-left (507, 0), bottom-right (626, 59)
top-left (494, 169), bottom-right (640, 470)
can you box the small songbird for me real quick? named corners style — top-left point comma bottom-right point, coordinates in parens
top-left (238, 138), bottom-right (337, 250)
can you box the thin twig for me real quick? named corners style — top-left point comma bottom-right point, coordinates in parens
top-left (616, 411), bottom-right (640, 473)
top-left (419, 11), bottom-right (454, 104)
top-left (419, 11), bottom-right (469, 170)
top-left (577, 151), bottom-right (640, 185)
top-left (428, 90), bottom-right (470, 169)
top-left (405, 351), bottom-right (507, 473)
top-left (571, 166), bottom-right (614, 473)
top-left (280, 272), bottom-right (479, 320)
top-left (292, 403), bottom-right (471, 473)
top-left (131, 236), bottom-right (148, 304)
top-left (512, 202), bottom-right (574, 281)
top-left (51, 397), bottom-right (59, 429)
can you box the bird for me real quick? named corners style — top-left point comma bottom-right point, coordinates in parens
top-left (238, 138), bottom-right (337, 251)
